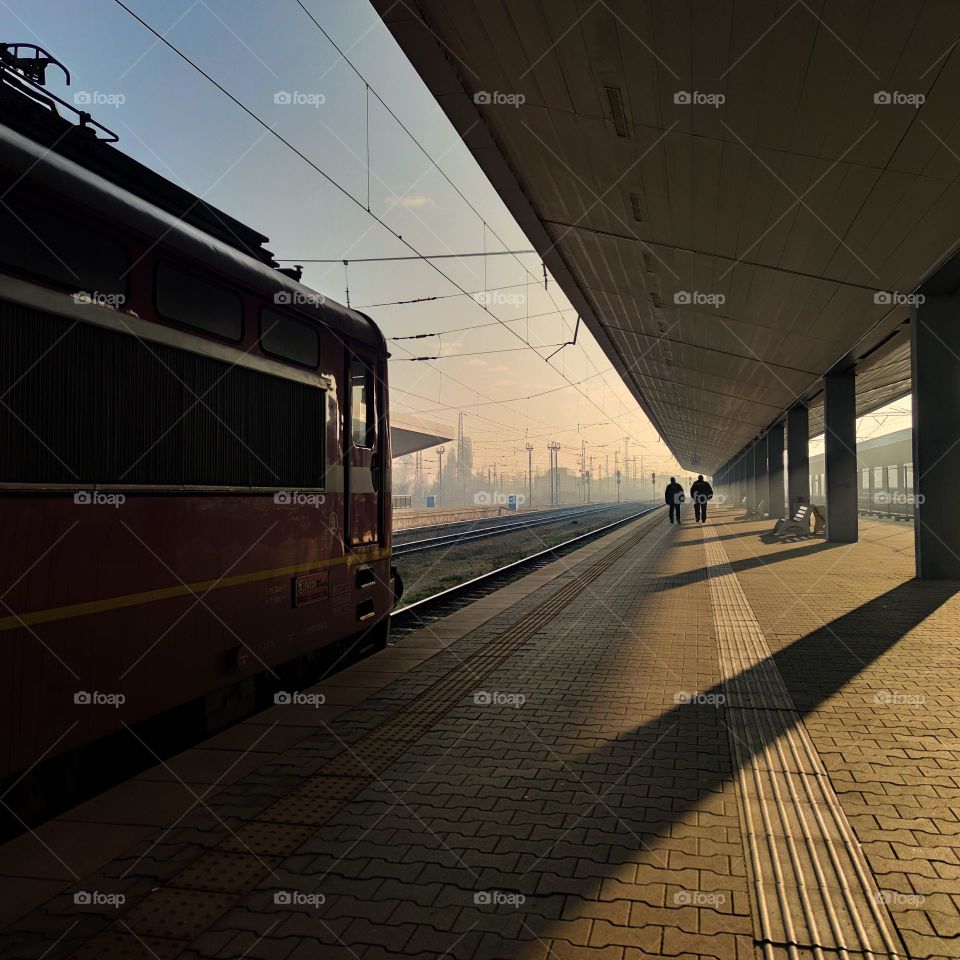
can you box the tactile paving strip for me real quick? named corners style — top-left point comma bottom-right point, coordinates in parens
top-left (108, 888), bottom-right (237, 941)
top-left (70, 932), bottom-right (188, 959)
top-left (702, 524), bottom-right (905, 960)
top-left (168, 851), bottom-right (281, 894)
top-left (61, 512), bottom-right (664, 959)
top-left (217, 821), bottom-right (315, 857)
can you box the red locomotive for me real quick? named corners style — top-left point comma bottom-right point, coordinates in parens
top-left (0, 46), bottom-right (397, 817)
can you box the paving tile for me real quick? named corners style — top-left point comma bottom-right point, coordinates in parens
top-left (0, 876), bottom-right (68, 928)
top-left (0, 821), bottom-right (154, 881)
top-left (60, 780), bottom-right (219, 828)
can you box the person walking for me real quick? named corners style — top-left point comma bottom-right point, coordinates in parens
top-left (664, 476), bottom-right (684, 524)
top-left (690, 474), bottom-right (714, 523)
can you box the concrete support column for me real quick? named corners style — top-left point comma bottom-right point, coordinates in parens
top-left (767, 423), bottom-right (786, 519)
top-left (911, 297), bottom-right (960, 577)
top-left (824, 368), bottom-right (858, 543)
top-left (737, 447), bottom-right (750, 507)
top-left (754, 435), bottom-right (768, 517)
top-left (787, 404), bottom-right (810, 517)
top-left (744, 442), bottom-right (756, 515)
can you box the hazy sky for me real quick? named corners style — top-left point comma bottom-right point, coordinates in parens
top-left (1, 1), bottom-right (909, 485)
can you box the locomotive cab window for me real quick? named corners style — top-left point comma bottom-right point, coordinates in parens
top-left (351, 359), bottom-right (375, 448)
top-left (260, 308), bottom-right (319, 367)
top-left (155, 261), bottom-right (242, 341)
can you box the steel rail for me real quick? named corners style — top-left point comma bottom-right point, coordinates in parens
top-left (393, 502), bottom-right (648, 556)
top-left (392, 504), bottom-right (661, 626)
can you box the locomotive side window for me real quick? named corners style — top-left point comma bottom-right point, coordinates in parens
top-left (351, 359), bottom-right (375, 447)
top-left (0, 196), bottom-right (128, 297)
top-left (260, 308), bottom-right (319, 367)
top-left (155, 261), bottom-right (243, 341)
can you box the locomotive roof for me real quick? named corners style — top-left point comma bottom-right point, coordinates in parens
top-left (0, 121), bottom-right (383, 350)
top-left (0, 93), bottom-right (277, 266)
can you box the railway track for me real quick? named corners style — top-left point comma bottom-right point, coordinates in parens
top-left (390, 503), bottom-right (661, 639)
top-left (393, 501), bottom-right (649, 556)
top-left (393, 500), bottom-right (640, 541)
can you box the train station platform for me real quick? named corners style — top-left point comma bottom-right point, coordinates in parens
top-left (1, 508), bottom-right (958, 960)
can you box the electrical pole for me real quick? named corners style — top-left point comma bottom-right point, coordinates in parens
top-left (623, 437), bottom-right (629, 497)
top-left (581, 440), bottom-right (586, 502)
top-left (437, 447), bottom-right (444, 507)
top-left (525, 442), bottom-right (534, 507)
top-left (457, 412), bottom-right (465, 505)
top-left (547, 442), bottom-right (560, 506)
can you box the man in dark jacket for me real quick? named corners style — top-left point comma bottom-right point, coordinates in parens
top-left (690, 474), bottom-right (714, 523)
top-left (664, 477), bottom-right (684, 523)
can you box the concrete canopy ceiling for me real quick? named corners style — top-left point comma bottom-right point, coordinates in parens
top-left (372, 0), bottom-right (960, 472)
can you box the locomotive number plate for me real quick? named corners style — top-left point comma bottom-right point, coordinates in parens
top-left (292, 570), bottom-right (329, 607)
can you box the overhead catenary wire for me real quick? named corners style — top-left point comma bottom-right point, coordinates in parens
top-left (392, 388), bottom-right (662, 455)
top-left (291, 0), bottom-right (573, 327)
top-left (388, 338), bottom-right (555, 429)
top-left (276, 251), bottom-right (535, 263)
top-left (391, 385), bottom-right (543, 438)
top-left (111, 0), bottom-right (560, 432)
top-left (358, 279), bottom-right (536, 308)
top-left (392, 369), bottom-right (613, 411)
top-left (296, 11), bottom-right (632, 427)
top-left (389, 305), bottom-right (578, 340)
top-left (392, 382), bottom-right (664, 451)
top-left (114, 0), bottom-right (660, 458)
top-left (394, 343), bottom-right (568, 361)
top-left (291, 0), bottom-right (635, 420)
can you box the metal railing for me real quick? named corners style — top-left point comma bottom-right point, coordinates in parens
top-left (858, 491), bottom-right (916, 520)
